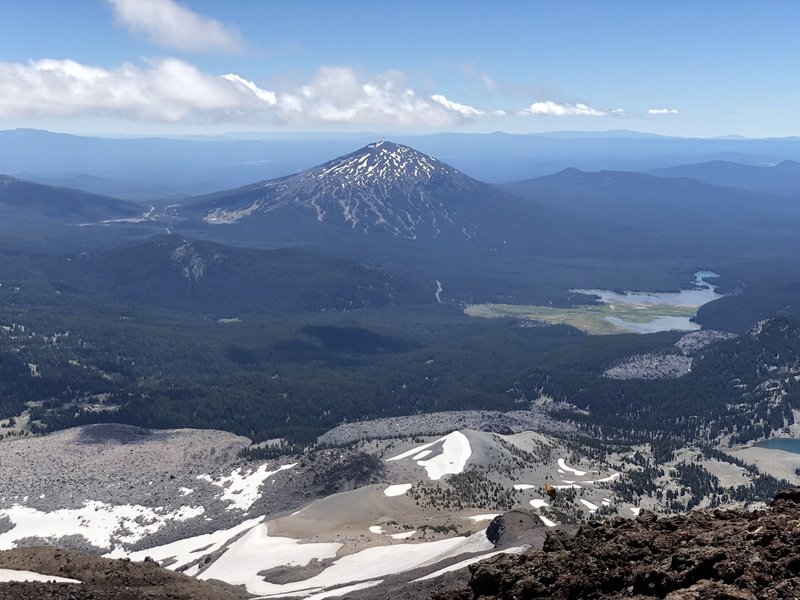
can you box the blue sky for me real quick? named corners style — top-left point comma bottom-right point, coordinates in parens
top-left (0, 0), bottom-right (797, 137)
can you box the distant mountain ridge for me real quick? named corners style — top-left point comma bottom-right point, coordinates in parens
top-left (503, 167), bottom-right (800, 259)
top-left (9, 127), bottom-right (800, 196)
top-left (650, 159), bottom-right (800, 197)
top-left (505, 166), bottom-right (799, 225)
top-left (0, 174), bottom-right (142, 221)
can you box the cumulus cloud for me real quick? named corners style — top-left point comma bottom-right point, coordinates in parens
top-left (273, 67), bottom-right (467, 127)
top-left (648, 108), bottom-right (679, 115)
top-left (108, 0), bottom-right (243, 53)
top-left (521, 100), bottom-right (620, 117)
top-left (0, 59), bottom-right (485, 127)
top-left (0, 58), bottom-right (272, 122)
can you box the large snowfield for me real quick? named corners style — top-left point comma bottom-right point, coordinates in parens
top-left (198, 526), bottom-right (494, 597)
top-left (0, 501), bottom-right (204, 551)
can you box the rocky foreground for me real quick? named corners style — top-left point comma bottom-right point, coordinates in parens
top-left (1, 490), bottom-right (798, 599)
top-left (434, 489), bottom-right (800, 600)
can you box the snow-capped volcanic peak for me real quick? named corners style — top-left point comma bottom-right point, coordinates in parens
top-left (314, 141), bottom-right (462, 187)
top-left (203, 141), bottom-right (487, 240)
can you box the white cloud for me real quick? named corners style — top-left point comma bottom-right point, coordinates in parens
top-left (521, 101), bottom-right (615, 117)
top-left (0, 59), bottom-right (483, 127)
top-left (273, 67), bottom-right (467, 127)
top-left (429, 95), bottom-right (507, 118)
top-left (222, 74), bottom-right (277, 105)
top-left (430, 94), bottom-right (486, 117)
top-left (648, 108), bottom-right (679, 115)
top-left (0, 58), bottom-right (272, 122)
top-left (108, 0), bottom-right (243, 53)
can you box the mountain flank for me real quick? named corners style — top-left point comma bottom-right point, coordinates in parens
top-left (185, 141), bottom-right (494, 240)
top-left (0, 175), bottom-right (142, 222)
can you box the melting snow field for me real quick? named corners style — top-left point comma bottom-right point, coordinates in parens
top-left (383, 483), bottom-right (412, 497)
top-left (539, 515), bottom-right (558, 527)
top-left (557, 458), bottom-right (587, 476)
top-left (108, 517), bottom-right (264, 570)
top-left (467, 513), bottom-right (500, 523)
top-left (0, 501), bottom-right (204, 551)
top-left (199, 529), bottom-right (494, 598)
top-left (0, 568), bottom-right (81, 584)
top-left (386, 432), bottom-right (471, 480)
top-left (529, 499), bottom-right (549, 509)
top-left (198, 524), bottom-right (342, 596)
top-left (197, 463), bottom-right (296, 511)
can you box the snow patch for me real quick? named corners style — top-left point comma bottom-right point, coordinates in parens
top-left (386, 432), bottom-right (471, 481)
top-left (467, 514), bottom-right (500, 523)
top-left (0, 502), bottom-right (204, 552)
top-left (107, 517), bottom-right (263, 570)
top-left (539, 515), bottom-right (558, 527)
top-left (557, 458), bottom-right (587, 476)
top-left (197, 463), bottom-right (296, 511)
top-left (384, 484), bottom-right (412, 497)
top-left (0, 568), bottom-right (81, 584)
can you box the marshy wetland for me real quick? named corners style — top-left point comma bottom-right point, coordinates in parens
top-left (465, 271), bottom-right (723, 335)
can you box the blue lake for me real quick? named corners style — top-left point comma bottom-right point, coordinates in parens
top-left (571, 271), bottom-right (723, 333)
top-left (572, 271), bottom-right (723, 308)
top-left (754, 438), bottom-right (800, 455)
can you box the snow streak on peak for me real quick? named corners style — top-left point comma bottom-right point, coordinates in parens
top-left (204, 141), bottom-right (486, 240)
top-left (311, 141), bottom-right (463, 189)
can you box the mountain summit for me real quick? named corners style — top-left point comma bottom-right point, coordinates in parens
top-left (188, 141), bottom-right (493, 240)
